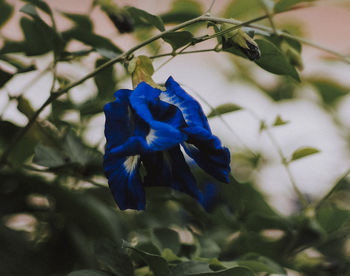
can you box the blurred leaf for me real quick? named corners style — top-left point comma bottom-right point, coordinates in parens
top-left (272, 115), bottom-right (289, 126)
top-left (68, 270), bottom-right (110, 276)
top-left (246, 213), bottom-right (290, 231)
top-left (126, 243), bottom-right (172, 276)
top-left (207, 103), bottom-right (242, 118)
top-left (274, 0), bottom-right (315, 13)
top-left (22, 0), bottom-right (52, 15)
top-left (153, 227), bottom-right (181, 254)
top-left (224, 0), bottom-right (262, 19)
top-left (0, 67), bottom-right (12, 88)
top-left (310, 79), bottom-right (349, 105)
top-left (316, 204), bottom-right (350, 233)
top-left (127, 7), bottom-right (164, 31)
top-left (95, 58), bottom-right (116, 99)
top-left (189, 266), bottom-right (255, 276)
top-left (0, 0), bottom-right (14, 27)
top-left (161, 0), bottom-right (202, 24)
top-left (255, 39), bottom-right (300, 81)
top-left (162, 31), bottom-right (194, 51)
top-left (236, 253), bottom-right (286, 274)
top-left (172, 261), bottom-right (211, 275)
top-left (19, 5), bottom-right (63, 56)
top-left (290, 147), bottom-right (320, 162)
top-left (33, 144), bottom-right (66, 168)
top-left (94, 240), bottom-right (134, 276)
top-left (63, 13), bottom-right (93, 31)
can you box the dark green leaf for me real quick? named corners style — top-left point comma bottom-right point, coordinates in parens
top-left (127, 7), bottom-right (164, 31)
top-left (153, 227), bottom-right (181, 254)
top-left (94, 241), bottom-right (134, 276)
top-left (63, 13), bottom-right (93, 31)
top-left (0, 67), bottom-right (12, 88)
top-left (316, 205), bottom-right (350, 233)
top-left (0, 0), bottom-right (14, 27)
top-left (274, 0), bottom-right (315, 13)
top-left (254, 39), bottom-right (300, 81)
top-left (68, 270), bottom-right (110, 276)
top-left (162, 31), bottom-right (193, 51)
top-left (95, 58), bottom-right (116, 99)
top-left (172, 261), bottom-right (212, 276)
top-left (22, 0), bottom-right (52, 15)
top-left (207, 103), bottom-right (242, 118)
top-left (33, 144), bottom-right (66, 168)
top-left (290, 147), bottom-right (320, 162)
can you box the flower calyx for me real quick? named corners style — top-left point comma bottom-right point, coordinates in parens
top-left (221, 24), bottom-right (261, 61)
top-left (128, 55), bottom-right (163, 90)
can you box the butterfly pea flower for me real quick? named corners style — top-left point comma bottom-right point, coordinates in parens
top-left (103, 76), bottom-right (230, 210)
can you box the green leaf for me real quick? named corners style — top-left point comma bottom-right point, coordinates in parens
top-left (68, 270), bottom-right (110, 276)
top-left (94, 241), bottom-right (134, 276)
top-left (236, 253), bottom-right (286, 274)
top-left (22, 0), bottom-right (52, 15)
top-left (189, 267), bottom-right (255, 276)
top-left (224, 0), bottom-right (262, 19)
top-left (310, 79), bottom-right (349, 105)
top-left (172, 261), bottom-right (212, 276)
top-left (153, 227), bottom-right (181, 254)
top-left (254, 39), bottom-right (300, 81)
top-left (62, 28), bottom-right (122, 57)
top-left (127, 7), bottom-right (164, 31)
top-left (95, 58), bottom-right (116, 99)
top-left (272, 115), bottom-right (289, 127)
top-left (33, 144), bottom-right (66, 168)
top-left (274, 0), bottom-right (315, 13)
top-left (162, 31), bottom-right (194, 51)
top-left (0, 67), bottom-right (12, 88)
top-left (207, 103), bottom-right (242, 118)
top-left (316, 205), bottom-right (350, 233)
top-left (0, 0), bottom-right (14, 27)
top-left (290, 147), bottom-right (320, 162)
top-left (126, 244), bottom-right (172, 276)
top-left (63, 13), bottom-right (93, 31)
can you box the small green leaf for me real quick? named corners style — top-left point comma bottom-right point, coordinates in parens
top-left (207, 103), bottom-right (242, 118)
top-left (259, 120), bottom-right (266, 133)
top-left (162, 31), bottom-right (194, 51)
top-left (274, 0), bottom-right (315, 13)
top-left (22, 0), bottom-right (52, 15)
top-left (68, 270), bottom-right (109, 276)
top-left (316, 205), bottom-right (350, 233)
top-left (272, 115), bottom-right (289, 126)
top-left (255, 39), bottom-right (300, 81)
top-left (33, 144), bottom-right (66, 168)
top-left (0, 0), bottom-right (14, 27)
top-left (290, 147), bottom-right (320, 161)
top-left (127, 7), bottom-right (164, 31)
top-left (63, 13), bottom-right (93, 31)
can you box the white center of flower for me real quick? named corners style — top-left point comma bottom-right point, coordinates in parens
top-left (123, 155), bottom-right (140, 173)
top-left (146, 129), bottom-right (157, 145)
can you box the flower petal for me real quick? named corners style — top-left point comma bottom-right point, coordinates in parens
top-left (142, 146), bottom-right (203, 202)
top-left (104, 89), bottom-right (133, 151)
top-left (163, 76), bottom-right (210, 130)
top-left (104, 154), bottom-right (145, 210)
top-left (182, 126), bottom-right (231, 183)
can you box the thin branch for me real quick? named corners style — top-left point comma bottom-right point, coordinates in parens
top-left (206, 0), bottom-right (217, 14)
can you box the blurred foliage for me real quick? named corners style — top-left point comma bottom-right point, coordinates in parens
top-left (1, 0), bottom-right (350, 275)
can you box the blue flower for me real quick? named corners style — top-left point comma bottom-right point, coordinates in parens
top-left (103, 76), bottom-right (230, 210)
